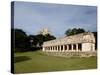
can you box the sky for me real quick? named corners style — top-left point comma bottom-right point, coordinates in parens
top-left (13, 1), bottom-right (97, 38)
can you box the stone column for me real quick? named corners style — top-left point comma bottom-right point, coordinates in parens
top-left (63, 45), bottom-right (65, 52)
top-left (57, 46), bottom-right (58, 52)
top-left (43, 46), bottom-right (45, 51)
top-left (67, 45), bottom-right (69, 51)
top-left (92, 43), bottom-right (95, 51)
top-left (54, 46), bottom-right (56, 52)
top-left (76, 44), bottom-right (78, 51)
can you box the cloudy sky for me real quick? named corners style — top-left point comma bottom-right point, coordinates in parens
top-left (14, 1), bottom-right (97, 38)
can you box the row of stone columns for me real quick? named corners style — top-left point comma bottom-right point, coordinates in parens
top-left (43, 44), bottom-right (81, 52)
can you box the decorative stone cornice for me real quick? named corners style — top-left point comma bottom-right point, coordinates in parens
top-left (43, 32), bottom-right (95, 47)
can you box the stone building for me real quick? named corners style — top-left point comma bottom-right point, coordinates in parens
top-left (42, 32), bottom-right (95, 52)
top-left (38, 28), bottom-right (50, 35)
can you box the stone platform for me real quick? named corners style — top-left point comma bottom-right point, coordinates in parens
top-left (43, 51), bottom-right (97, 58)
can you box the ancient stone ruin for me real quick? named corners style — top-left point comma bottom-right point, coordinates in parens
top-left (42, 32), bottom-right (97, 57)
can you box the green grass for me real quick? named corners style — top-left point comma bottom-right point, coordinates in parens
top-left (14, 50), bottom-right (97, 73)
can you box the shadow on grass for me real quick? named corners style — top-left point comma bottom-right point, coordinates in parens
top-left (14, 56), bottom-right (31, 63)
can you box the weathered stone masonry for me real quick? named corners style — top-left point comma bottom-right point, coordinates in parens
top-left (42, 32), bottom-right (96, 52)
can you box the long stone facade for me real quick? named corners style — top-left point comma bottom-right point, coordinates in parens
top-left (42, 32), bottom-right (95, 52)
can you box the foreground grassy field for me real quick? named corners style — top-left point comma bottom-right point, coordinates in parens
top-left (14, 50), bottom-right (97, 73)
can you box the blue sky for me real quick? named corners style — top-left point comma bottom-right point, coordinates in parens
top-left (14, 1), bottom-right (97, 38)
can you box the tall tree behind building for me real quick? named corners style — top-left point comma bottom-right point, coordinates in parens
top-left (65, 28), bottom-right (85, 36)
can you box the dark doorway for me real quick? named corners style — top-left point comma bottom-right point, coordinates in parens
top-left (78, 43), bottom-right (82, 51)
top-left (65, 45), bottom-right (67, 50)
top-left (73, 44), bottom-right (76, 50)
top-left (61, 45), bottom-right (63, 50)
top-left (69, 44), bottom-right (71, 50)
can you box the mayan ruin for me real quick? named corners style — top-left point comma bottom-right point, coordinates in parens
top-left (42, 32), bottom-right (96, 57)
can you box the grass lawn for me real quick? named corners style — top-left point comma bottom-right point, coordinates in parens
top-left (14, 50), bottom-right (97, 74)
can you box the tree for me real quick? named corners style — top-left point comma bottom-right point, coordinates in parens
top-left (35, 34), bottom-right (44, 46)
top-left (65, 28), bottom-right (85, 36)
top-left (14, 29), bottom-right (30, 51)
top-left (28, 35), bottom-right (38, 47)
top-left (44, 34), bottom-right (56, 42)
top-left (35, 33), bottom-right (56, 47)
top-left (12, 28), bottom-right (56, 52)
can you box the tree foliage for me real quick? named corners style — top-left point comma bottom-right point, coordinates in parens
top-left (28, 35), bottom-right (38, 47)
top-left (29, 33), bottom-right (56, 47)
top-left (44, 34), bottom-right (56, 42)
top-left (13, 29), bottom-right (30, 51)
top-left (12, 28), bottom-right (56, 52)
top-left (65, 28), bottom-right (85, 36)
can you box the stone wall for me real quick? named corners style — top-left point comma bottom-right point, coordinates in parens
top-left (82, 43), bottom-right (95, 51)
top-left (43, 51), bottom-right (97, 58)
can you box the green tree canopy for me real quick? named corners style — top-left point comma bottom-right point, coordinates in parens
top-left (44, 34), bottom-right (56, 42)
top-left (65, 28), bottom-right (85, 36)
top-left (14, 29), bottom-right (30, 49)
top-left (29, 33), bottom-right (56, 47)
top-left (12, 28), bottom-right (56, 52)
